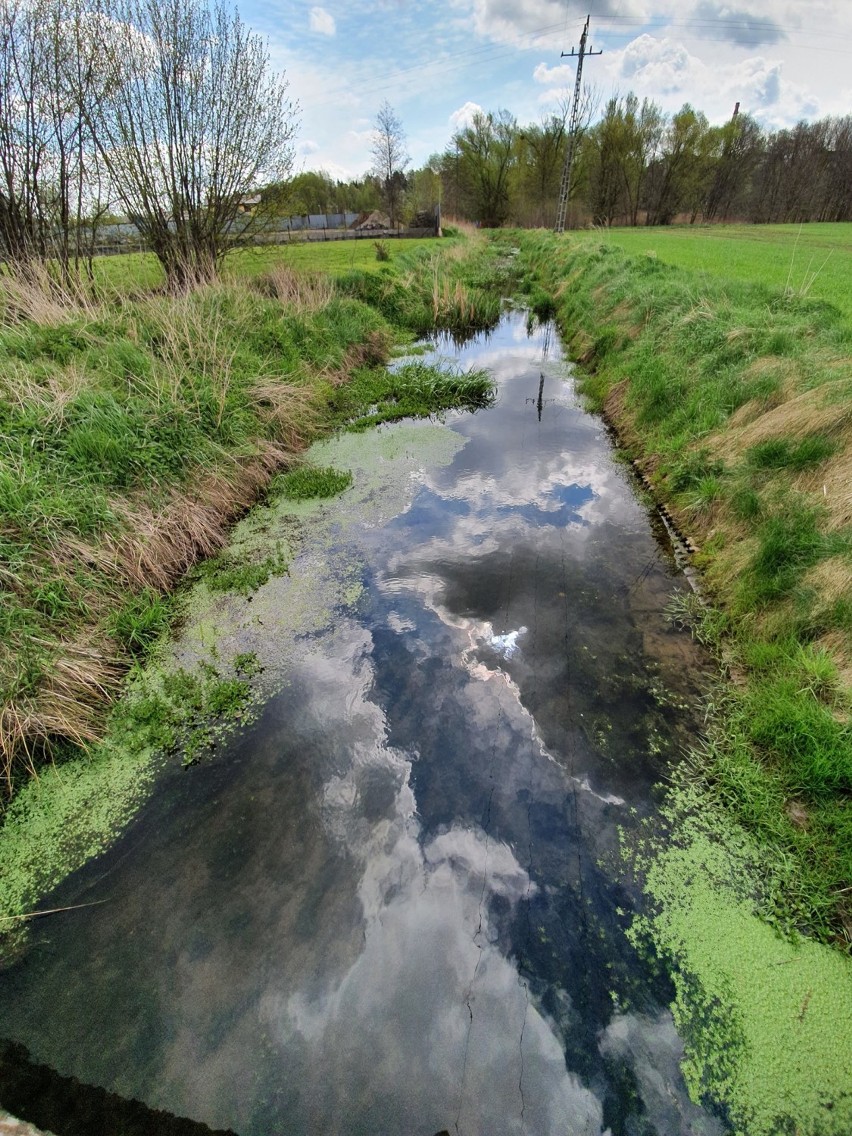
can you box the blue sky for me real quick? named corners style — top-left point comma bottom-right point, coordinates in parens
top-left (245, 1), bottom-right (852, 179)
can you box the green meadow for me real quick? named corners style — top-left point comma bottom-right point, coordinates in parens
top-left (573, 222), bottom-right (852, 320)
top-left (92, 236), bottom-right (442, 294)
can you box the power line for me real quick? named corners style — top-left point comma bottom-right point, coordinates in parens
top-left (554, 15), bottom-right (601, 234)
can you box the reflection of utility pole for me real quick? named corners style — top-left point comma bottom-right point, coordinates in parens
top-left (554, 14), bottom-right (601, 234)
top-left (526, 373), bottom-right (555, 419)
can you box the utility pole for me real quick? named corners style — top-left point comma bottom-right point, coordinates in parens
top-left (554, 14), bottom-right (601, 234)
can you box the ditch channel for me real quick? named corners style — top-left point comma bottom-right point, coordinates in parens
top-left (0, 311), bottom-right (724, 1135)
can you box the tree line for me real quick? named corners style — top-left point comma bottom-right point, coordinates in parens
top-left (0, 0), bottom-right (295, 290)
top-left (428, 95), bottom-right (852, 230)
top-left (287, 94), bottom-right (852, 235)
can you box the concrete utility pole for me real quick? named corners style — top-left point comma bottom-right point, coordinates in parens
top-left (554, 14), bottom-right (602, 234)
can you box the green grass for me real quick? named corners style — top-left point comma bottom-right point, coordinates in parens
top-left (91, 237), bottom-right (443, 293)
top-left (107, 589), bottom-right (173, 655)
top-left (329, 361), bottom-right (496, 431)
top-left (273, 464), bottom-right (353, 500)
top-left (572, 222), bottom-right (852, 320)
top-left (747, 435), bottom-right (838, 470)
top-left (228, 237), bottom-right (442, 278)
top-left (197, 545), bottom-right (289, 596)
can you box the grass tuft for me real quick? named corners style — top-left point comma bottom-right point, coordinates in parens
top-left (274, 465), bottom-right (353, 500)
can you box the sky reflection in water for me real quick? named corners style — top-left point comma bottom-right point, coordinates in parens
top-left (0, 314), bottom-right (724, 1136)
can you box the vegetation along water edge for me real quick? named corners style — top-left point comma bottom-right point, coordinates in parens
top-left (510, 227), bottom-right (851, 1133)
top-left (0, 233), bottom-right (501, 958)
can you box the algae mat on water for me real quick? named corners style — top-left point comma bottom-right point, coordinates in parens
top-left (631, 784), bottom-right (852, 1136)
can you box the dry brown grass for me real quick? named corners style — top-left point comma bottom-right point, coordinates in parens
top-left (255, 264), bottom-right (336, 313)
top-left (0, 263), bottom-right (103, 326)
top-left (801, 556), bottom-right (852, 683)
top-left (722, 379), bottom-right (852, 453)
top-left (570, 328), bottom-right (596, 366)
top-left (0, 641), bottom-right (122, 792)
top-left (322, 330), bottom-right (392, 388)
top-left (104, 441), bottom-right (291, 591)
top-left (709, 378), bottom-right (852, 534)
top-left (815, 630), bottom-right (852, 700)
top-left (441, 218), bottom-right (484, 244)
top-left (795, 448), bottom-right (852, 531)
top-left (249, 381), bottom-right (323, 449)
top-left (0, 361), bottom-right (92, 431)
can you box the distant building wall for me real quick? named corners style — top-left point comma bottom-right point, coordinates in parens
top-left (87, 206), bottom-right (439, 256)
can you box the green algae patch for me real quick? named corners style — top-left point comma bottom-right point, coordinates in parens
top-left (630, 785), bottom-right (852, 1135)
top-left (0, 650), bottom-right (265, 960)
top-left (0, 742), bottom-right (158, 961)
top-left (175, 420), bottom-right (466, 667)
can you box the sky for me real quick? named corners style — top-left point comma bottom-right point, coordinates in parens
top-left (242, 0), bottom-right (852, 180)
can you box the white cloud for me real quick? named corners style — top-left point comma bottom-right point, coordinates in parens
top-left (616, 34), bottom-right (692, 94)
top-left (449, 100), bottom-right (484, 130)
top-left (602, 33), bottom-right (824, 126)
top-left (533, 61), bottom-right (574, 86)
top-left (309, 6), bottom-right (336, 36)
top-left (299, 139), bottom-right (320, 155)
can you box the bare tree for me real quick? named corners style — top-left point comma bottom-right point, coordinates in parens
top-left (90, 0), bottom-right (298, 290)
top-left (0, 0), bottom-right (52, 269)
top-left (0, 0), bottom-right (105, 280)
top-left (370, 101), bottom-right (408, 226)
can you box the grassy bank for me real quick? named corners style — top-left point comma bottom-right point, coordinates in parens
top-left (573, 222), bottom-right (852, 319)
top-left (0, 240), bottom-right (498, 809)
top-left (513, 230), bottom-right (851, 945)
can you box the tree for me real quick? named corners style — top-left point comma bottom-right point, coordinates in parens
top-left (370, 101), bottom-right (408, 226)
top-left (645, 104), bottom-right (712, 226)
top-left (0, 0), bottom-right (116, 281)
top-left (453, 109), bottom-right (517, 227)
top-left (515, 109), bottom-right (569, 227)
top-left (583, 94), bottom-right (663, 227)
top-left (405, 164), bottom-right (441, 220)
top-left (703, 113), bottom-right (762, 222)
top-left (90, 0), bottom-right (297, 290)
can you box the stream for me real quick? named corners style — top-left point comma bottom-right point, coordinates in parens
top-left (0, 312), bottom-right (726, 1135)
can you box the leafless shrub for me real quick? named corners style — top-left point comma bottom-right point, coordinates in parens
top-left (89, 0), bottom-right (298, 290)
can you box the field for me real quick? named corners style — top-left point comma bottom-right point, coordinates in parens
top-left (92, 237), bottom-right (442, 293)
top-left (573, 222), bottom-right (852, 320)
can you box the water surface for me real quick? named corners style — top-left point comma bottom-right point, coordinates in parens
top-left (0, 314), bottom-right (724, 1135)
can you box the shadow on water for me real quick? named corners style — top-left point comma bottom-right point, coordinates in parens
top-left (0, 313), bottom-right (726, 1135)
